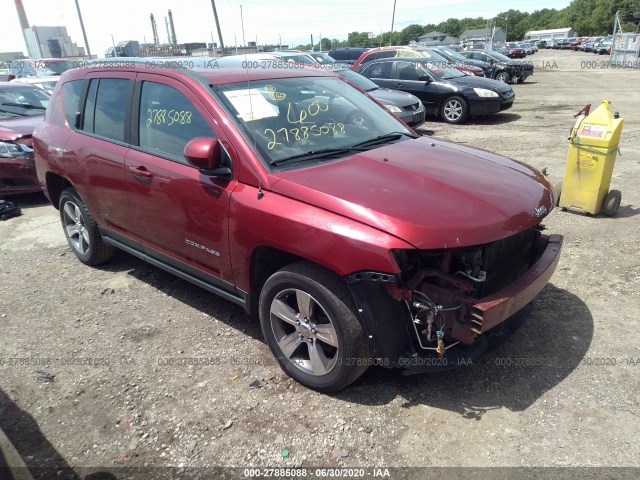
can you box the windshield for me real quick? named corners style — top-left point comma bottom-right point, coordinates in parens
top-left (213, 76), bottom-right (410, 167)
top-left (0, 85), bottom-right (50, 117)
top-left (40, 60), bottom-right (74, 75)
top-left (437, 48), bottom-right (467, 61)
top-left (419, 61), bottom-right (465, 79)
top-left (309, 53), bottom-right (335, 65)
top-left (486, 51), bottom-right (512, 62)
top-left (334, 69), bottom-right (378, 91)
top-left (274, 53), bottom-right (317, 65)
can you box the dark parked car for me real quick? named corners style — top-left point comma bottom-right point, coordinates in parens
top-left (356, 57), bottom-right (515, 124)
top-left (0, 82), bottom-right (48, 196)
top-left (327, 47), bottom-right (370, 66)
top-left (332, 68), bottom-right (425, 126)
top-left (34, 62), bottom-right (561, 392)
top-left (461, 50), bottom-right (534, 83)
top-left (434, 46), bottom-right (499, 79)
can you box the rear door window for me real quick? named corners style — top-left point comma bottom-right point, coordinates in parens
top-left (360, 62), bottom-right (393, 79)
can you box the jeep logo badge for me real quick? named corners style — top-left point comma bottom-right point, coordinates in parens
top-left (534, 205), bottom-right (548, 217)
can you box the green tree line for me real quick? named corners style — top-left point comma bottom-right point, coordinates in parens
top-left (296, 0), bottom-right (640, 49)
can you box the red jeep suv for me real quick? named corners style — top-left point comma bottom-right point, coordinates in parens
top-left (34, 62), bottom-right (562, 391)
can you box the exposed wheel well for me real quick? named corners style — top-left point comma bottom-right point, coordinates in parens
top-left (46, 173), bottom-right (73, 210)
top-left (248, 246), bottom-right (306, 315)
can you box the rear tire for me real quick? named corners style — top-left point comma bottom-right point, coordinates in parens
top-left (259, 262), bottom-right (371, 392)
top-left (59, 188), bottom-right (115, 265)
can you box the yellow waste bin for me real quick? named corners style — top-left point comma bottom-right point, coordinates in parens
top-left (559, 100), bottom-right (623, 216)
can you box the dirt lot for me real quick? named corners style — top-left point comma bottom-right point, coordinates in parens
top-left (1, 50), bottom-right (639, 479)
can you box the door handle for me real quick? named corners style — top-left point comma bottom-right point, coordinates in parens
top-left (129, 166), bottom-right (153, 179)
top-left (395, 83), bottom-right (403, 88)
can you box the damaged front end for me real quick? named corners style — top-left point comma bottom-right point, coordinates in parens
top-left (346, 225), bottom-right (563, 372)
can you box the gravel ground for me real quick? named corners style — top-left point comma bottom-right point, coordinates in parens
top-left (1, 50), bottom-right (639, 479)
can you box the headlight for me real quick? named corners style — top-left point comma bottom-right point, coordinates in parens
top-left (473, 88), bottom-right (499, 98)
top-left (383, 104), bottom-right (403, 113)
top-left (0, 141), bottom-right (32, 158)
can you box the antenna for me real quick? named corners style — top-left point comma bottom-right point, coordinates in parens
top-left (239, 3), bottom-right (263, 199)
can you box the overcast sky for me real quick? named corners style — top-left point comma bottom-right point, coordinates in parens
top-left (1, 0), bottom-right (572, 56)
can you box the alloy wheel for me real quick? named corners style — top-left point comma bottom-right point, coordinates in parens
top-left (269, 288), bottom-right (339, 376)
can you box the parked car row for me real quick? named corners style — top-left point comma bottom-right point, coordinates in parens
top-left (355, 57), bottom-right (515, 124)
top-left (541, 37), bottom-right (612, 55)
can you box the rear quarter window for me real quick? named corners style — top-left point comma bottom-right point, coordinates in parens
top-left (62, 80), bottom-right (84, 128)
top-left (82, 78), bottom-right (130, 142)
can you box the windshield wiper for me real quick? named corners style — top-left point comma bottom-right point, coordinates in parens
top-left (270, 147), bottom-right (368, 166)
top-left (1, 102), bottom-right (46, 110)
top-left (350, 131), bottom-right (418, 149)
top-left (270, 132), bottom-right (418, 167)
top-left (0, 108), bottom-right (28, 117)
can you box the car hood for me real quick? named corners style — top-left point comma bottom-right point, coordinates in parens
top-left (447, 75), bottom-right (513, 94)
top-left (369, 87), bottom-right (420, 107)
top-left (0, 115), bottom-right (43, 142)
top-left (270, 137), bottom-right (554, 249)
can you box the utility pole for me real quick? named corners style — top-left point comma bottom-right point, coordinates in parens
top-left (505, 15), bottom-right (509, 42)
top-left (389, 0), bottom-right (397, 46)
top-left (74, 0), bottom-right (91, 57)
top-left (210, 0), bottom-right (225, 54)
top-left (240, 5), bottom-right (246, 47)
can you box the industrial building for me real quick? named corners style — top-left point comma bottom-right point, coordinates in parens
top-left (24, 26), bottom-right (85, 59)
top-left (524, 28), bottom-right (576, 41)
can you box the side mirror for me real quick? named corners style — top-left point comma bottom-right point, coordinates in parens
top-left (419, 75), bottom-right (431, 83)
top-left (184, 137), bottom-right (232, 180)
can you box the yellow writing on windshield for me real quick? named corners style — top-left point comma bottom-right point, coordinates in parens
top-left (286, 100), bottom-right (329, 125)
top-left (264, 122), bottom-right (345, 150)
top-left (264, 85), bottom-right (286, 101)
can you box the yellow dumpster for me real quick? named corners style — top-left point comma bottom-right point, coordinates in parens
top-left (559, 100), bottom-right (623, 216)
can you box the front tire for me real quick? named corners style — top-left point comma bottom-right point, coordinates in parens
top-left (59, 188), bottom-right (115, 265)
top-left (440, 96), bottom-right (469, 124)
top-left (259, 262), bottom-right (371, 392)
top-left (495, 71), bottom-right (510, 83)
